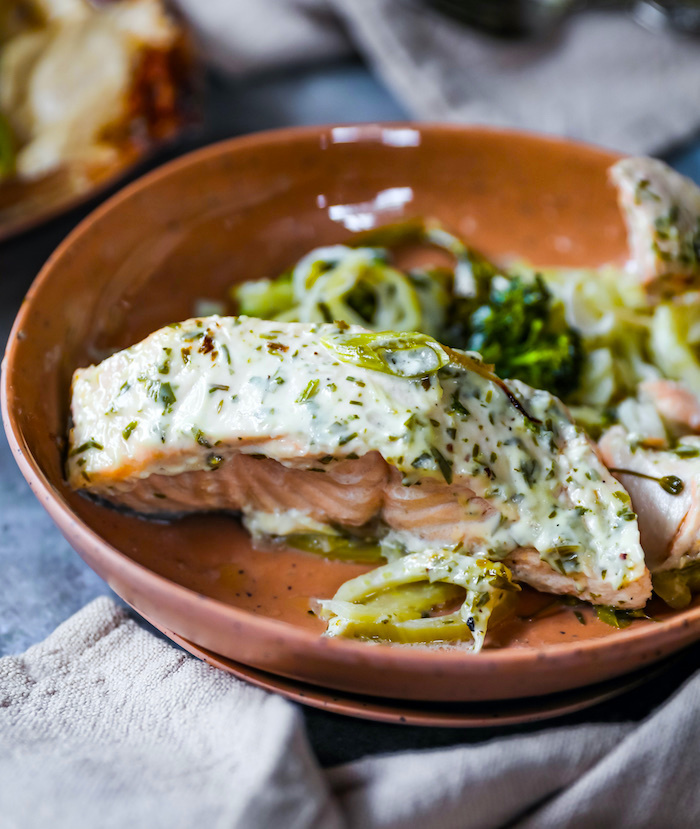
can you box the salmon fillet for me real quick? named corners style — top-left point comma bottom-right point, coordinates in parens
top-left (111, 452), bottom-right (389, 528)
top-left (67, 316), bottom-right (651, 608)
top-left (599, 425), bottom-right (700, 573)
top-left (610, 157), bottom-right (700, 290)
top-left (640, 379), bottom-right (700, 435)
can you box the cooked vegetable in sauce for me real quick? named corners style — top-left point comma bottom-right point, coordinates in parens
top-left (652, 563), bottom-right (700, 609)
top-left (315, 549), bottom-right (519, 649)
top-left (232, 219), bottom-right (583, 398)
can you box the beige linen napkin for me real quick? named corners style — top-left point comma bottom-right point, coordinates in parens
top-left (3, 597), bottom-right (700, 828)
top-left (0, 598), bottom-right (340, 829)
top-left (176, 0), bottom-right (700, 155)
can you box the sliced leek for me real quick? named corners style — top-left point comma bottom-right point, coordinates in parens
top-left (233, 246), bottom-right (427, 332)
top-left (314, 549), bottom-right (519, 651)
top-left (653, 562), bottom-right (700, 609)
top-left (321, 330), bottom-right (450, 378)
top-left (284, 533), bottom-right (385, 564)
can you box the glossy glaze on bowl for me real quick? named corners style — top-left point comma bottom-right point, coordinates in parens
top-left (4, 124), bottom-right (700, 702)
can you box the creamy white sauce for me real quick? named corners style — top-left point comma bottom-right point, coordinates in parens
top-left (68, 316), bottom-right (646, 591)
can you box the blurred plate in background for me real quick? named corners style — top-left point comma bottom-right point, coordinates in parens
top-left (0, 0), bottom-right (199, 243)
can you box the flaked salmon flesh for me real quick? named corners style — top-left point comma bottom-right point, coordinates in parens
top-left (600, 426), bottom-right (700, 574)
top-left (610, 157), bottom-right (700, 289)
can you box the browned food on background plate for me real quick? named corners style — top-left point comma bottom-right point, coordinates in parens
top-left (0, 0), bottom-right (197, 238)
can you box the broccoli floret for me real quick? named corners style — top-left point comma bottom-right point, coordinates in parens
top-left (447, 269), bottom-right (583, 399)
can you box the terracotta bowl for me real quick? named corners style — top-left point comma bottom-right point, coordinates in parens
top-left (4, 124), bottom-right (700, 703)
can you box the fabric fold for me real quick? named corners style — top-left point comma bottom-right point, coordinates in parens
top-left (3, 598), bottom-right (700, 827)
top-left (329, 0), bottom-right (700, 154)
top-left (0, 598), bottom-right (341, 829)
top-left (328, 723), bottom-right (629, 829)
top-left (175, 0), bottom-right (700, 154)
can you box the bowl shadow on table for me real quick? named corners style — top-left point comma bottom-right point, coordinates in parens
top-left (301, 643), bottom-right (700, 766)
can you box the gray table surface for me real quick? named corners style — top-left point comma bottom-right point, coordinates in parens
top-left (2, 60), bottom-right (700, 766)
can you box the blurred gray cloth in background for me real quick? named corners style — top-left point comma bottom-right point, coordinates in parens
top-left (2, 597), bottom-right (700, 828)
top-left (177, 0), bottom-right (700, 155)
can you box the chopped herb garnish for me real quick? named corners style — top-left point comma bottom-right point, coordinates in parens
top-left (595, 606), bottom-right (648, 629)
top-left (207, 454), bottom-right (224, 470)
top-left (209, 384), bottom-right (230, 393)
top-left (449, 393), bottom-right (469, 418)
top-left (673, 445), bottom-right (700, 459)
top-left (338, 432), bottom-right (357, 446)
top-left (411, 451), bottom-right (432, 470)
top-left (157, 347), bottom-right (172, 375)
top-left (199, 333), bottom-right (215, 354)
top-left (159, 382), bottom-right (176, 412)
top-left (431, 447), bottom-right (453, 484)
top-left (296, 379), bottom-right (320, 403)
top-left (69, 438), bottom-right (104, 457)
top-left (192, 428), bottom-right (211, 448)
top-left (122, 421), bottom-right (138, 440)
